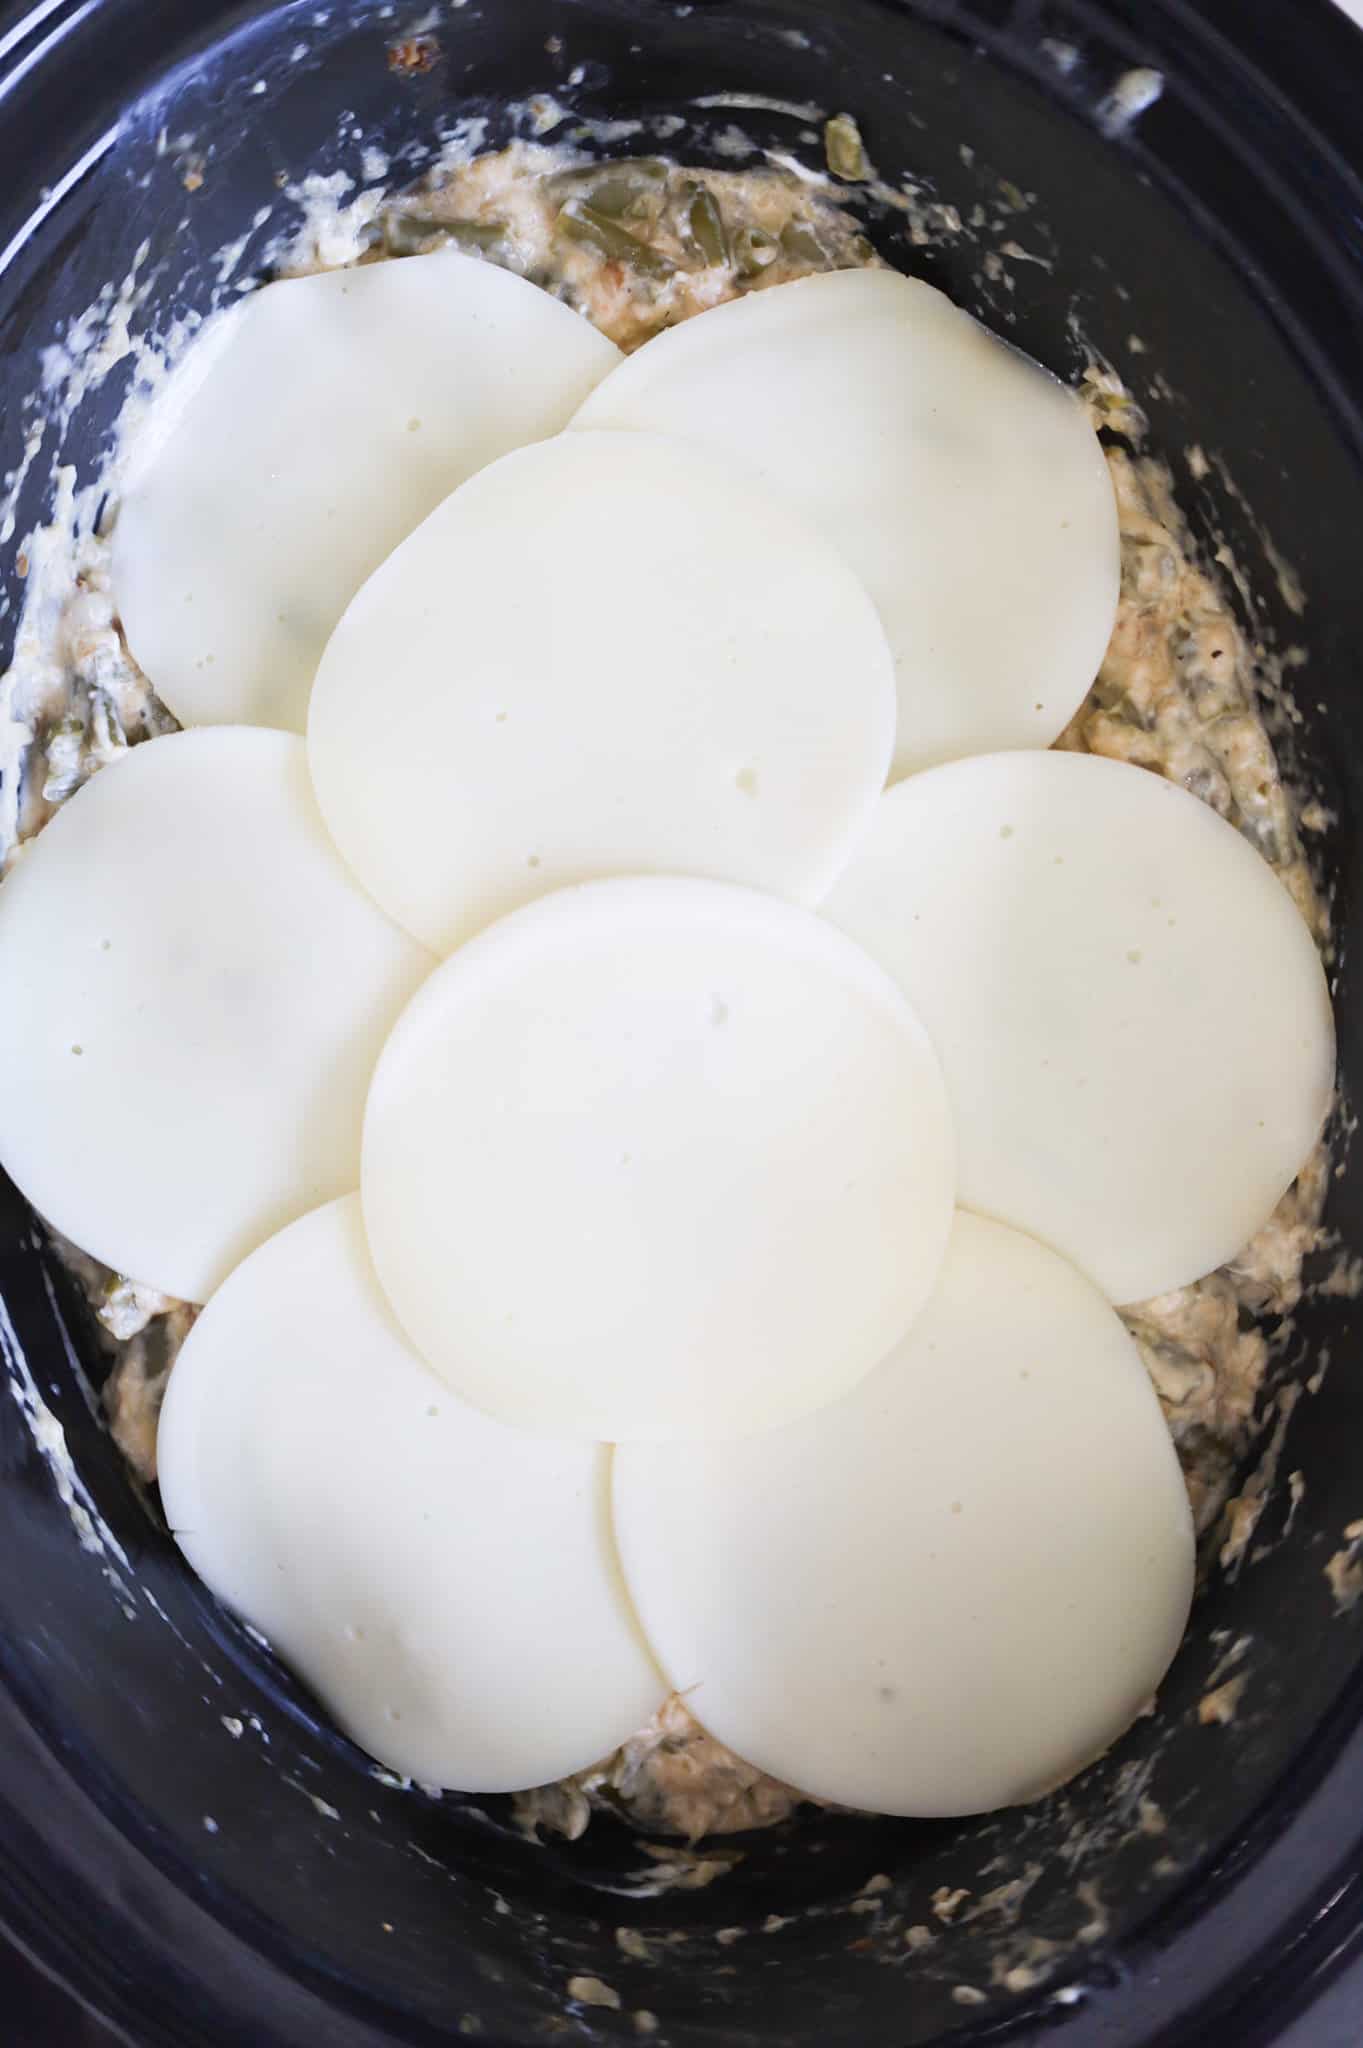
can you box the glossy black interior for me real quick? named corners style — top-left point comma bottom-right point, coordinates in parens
top-left (1, 3), bottom-right (1363, 2043)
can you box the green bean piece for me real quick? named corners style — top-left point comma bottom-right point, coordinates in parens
top-left (685, 183), bottom-right (730, 266)
top-left (445, 218), bottom-right (509, 252)
top-left (595, 159), bottom-right (672, 219)
top-left (824, 112), bottom-right (870, 182)
top-left (382, 212), bottom-right (507, 258)
top-left (586, 177), bottom-right (650, 219)
top-left (733, 224), bottom-right (779, 278)
top-left (1090, 675), bottom-right (1152, 729)
top-left (557, 157), bottom-right (671, 187)
top-left (779, 217), bottom-right (830, 268)
top-left (555, 199), bottom-right (677, 279)
top-left (549, 158), bottom-right (670, 214)
top-left (381, 211), bottom-right (448, 257)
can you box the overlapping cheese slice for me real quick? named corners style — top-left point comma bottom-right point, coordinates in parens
top-left (824, 750), bottom-right (1335, 1303)
top-left (613, 1211), bottom-right (1196, 1817)
top-left (0, 731), bottom-right (432, 1301)
top-left (362, 878), bottom-right (955, 1440)
top-left (5, 223), bottom-right (1329, 1828)
top-left (113, 253), bottom-right (621, 732)
top-left (572, 268), bottom-right (1120, 780)
top-left (308, 429), bottom-right (897, 956)
top-left (157, 1196), bottom-right (666, 1790)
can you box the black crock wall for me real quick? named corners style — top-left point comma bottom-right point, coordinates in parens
top-left (1, 5), bottom-right (1362, 2045)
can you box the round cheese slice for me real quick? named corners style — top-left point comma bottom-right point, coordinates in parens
top-left (157, 1197), bottom-right (666, 1791)
top-left (572, 268), bottom-right (1119, 780)
top-left (0, 730), bottom-right (433, 1301)
top-left (362, 878), bottom-right (955, 1441)
top-left (307, 429), bottom-right (896, 956)
top-left (613, 1210), bottom-right (1195, 1818)
top-left (823, 750), bottom-right (1335, 1304)
top-left (112, 253), bottom-right (621, 733)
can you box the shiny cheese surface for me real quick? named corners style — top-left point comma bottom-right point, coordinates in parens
top-left (114, 253), bottom-right (621, 732)
top-left (157, 1196), bottom-right (667, 1791)
top-left (613, 1211), bottom-right (1196, 1816)
top-left (308, 429), bottom-right (897, 956)
top-left (362, 877), bottom-right (956, 1440)
top-left (573, 268), bottom-right (1119, 780)
top-left (0, 730), bottom-right (432, 1301)
top-left (824, 750), bottom-right (1335, 1303)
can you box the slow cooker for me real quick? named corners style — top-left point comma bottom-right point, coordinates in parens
top-left (3, 1), bottom-right (1363, 2042)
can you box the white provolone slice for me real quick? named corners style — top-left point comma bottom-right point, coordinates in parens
top-left (113, 254), bottom-right (621, 732)
top-left (362, 878), bottom-right (955, 1440)
top-left (613, 1211), bottom-right (1195, 1818)
top-left (308, 430), bottom-right (896, 956)
top-left (572, 268), bottom-right (1119, 780)
top-left (824, 751), bottom-right (1335, 1303)
top-left (0, 731), bottom-right (432, 1301)
top-left (157, 1197), bottom-right (665, 1791)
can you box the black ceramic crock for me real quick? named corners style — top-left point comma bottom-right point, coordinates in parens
top-left (2, 3), bottom-right (1363, 2043)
